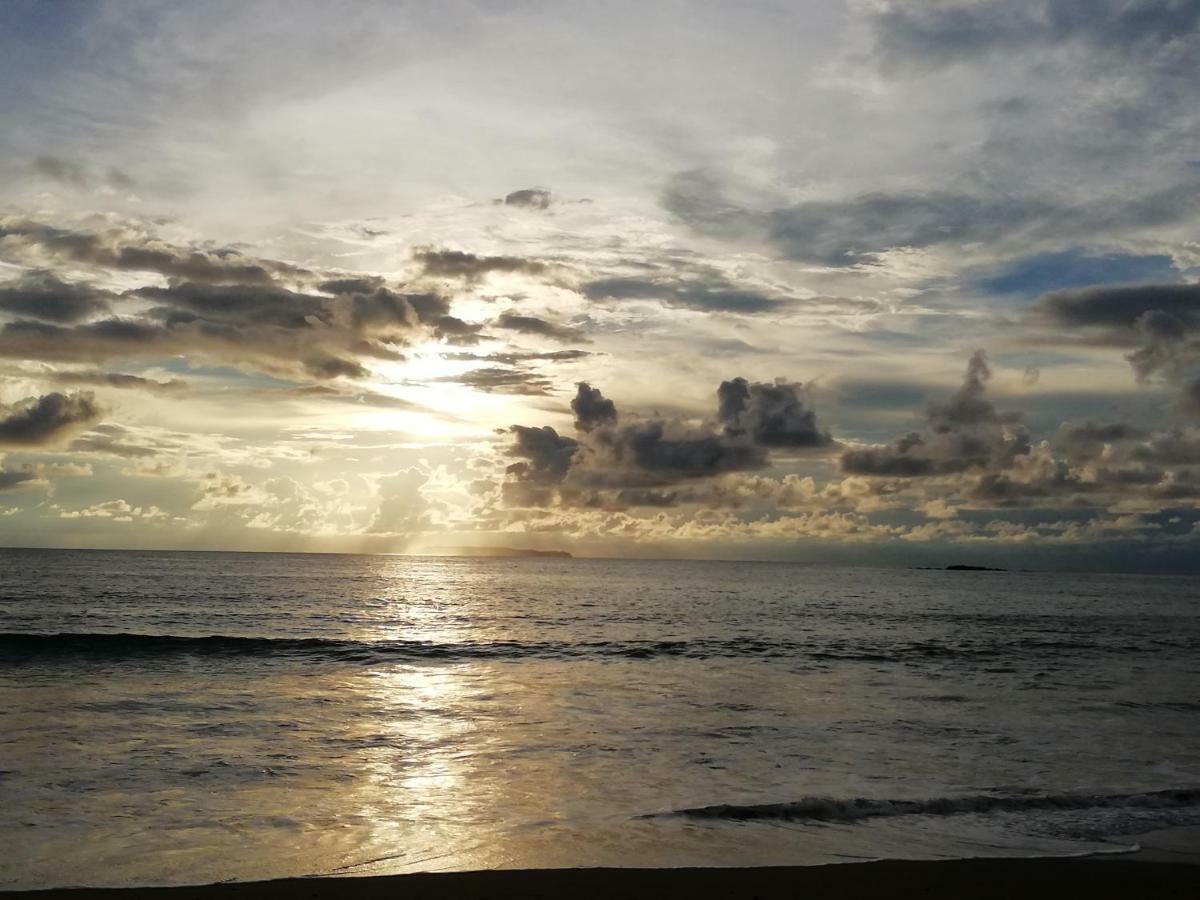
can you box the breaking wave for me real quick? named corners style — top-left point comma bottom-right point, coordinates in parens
top-left (1, 630), bottom-right (1192, 663)
top-left (644, 788), bottom-right (1200, 824)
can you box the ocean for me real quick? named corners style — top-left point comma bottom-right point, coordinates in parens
top-left (2, 549), bottom-right (1198, 889)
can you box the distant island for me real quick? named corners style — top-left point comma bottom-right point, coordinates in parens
top-left (424, 547), bottom-right (573, 559)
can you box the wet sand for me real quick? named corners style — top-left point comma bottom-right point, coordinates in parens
top-left (8, 856), bottom-right (1198, 900)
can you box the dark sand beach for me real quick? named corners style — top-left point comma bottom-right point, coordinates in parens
top-left (8, 857), bottom-right (1199, 900)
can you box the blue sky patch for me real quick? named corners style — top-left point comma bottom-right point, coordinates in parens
top-left (977, 249), bottom-right (1180, 297)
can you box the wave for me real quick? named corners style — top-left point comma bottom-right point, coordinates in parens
top-left (0, 630), bottom-right (1187, 664)
top-left (0, 631), bottom-right (799, 662)
top-left (644, 787), bottom-right (1200, 824)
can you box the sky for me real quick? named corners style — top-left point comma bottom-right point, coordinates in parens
top-left (1, 0), bottom-right (1199, 569)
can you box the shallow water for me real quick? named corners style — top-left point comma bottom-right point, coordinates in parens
top-left (2, 549), bottom-right (1198, 888)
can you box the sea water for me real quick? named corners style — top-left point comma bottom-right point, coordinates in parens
top-left (1, 549), bottom-right (1198, 888)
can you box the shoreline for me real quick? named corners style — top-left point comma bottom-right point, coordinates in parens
top-left (5, 857), bottom-right (1198, 900)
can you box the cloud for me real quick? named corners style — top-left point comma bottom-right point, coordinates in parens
top-left (32, 156), bottom-right (90, 187)
top-left (493, 312), bottom-right (590, 343)
top-left (134, 282), bottom-right (348, 330)
top-left (871, 0), bottom-right (1200, 71)
top-left (0, 316), bottom-right (369, 381)
top-left (1032, 282), bottom-right (1200, 387)
top-left (664, 173), bottom-right (1200, 268)
top-left (0, 470), bottom-right (38, 491)
top-left (414, 248), bottom-right (546, 282)
top-left (499, 374), bottom-right (834, 509)
top-left (0, 219), bottom-right (309, 284)
top-left (430, 315), bottom-right (485, 344)
top-left (503, 188), bottom-right (552, 210)
top-left (366, 468), bottom-right (430, 534)
top-left (1034, 283), bottom-right (1200, 334)
top-left (0, 391), bottom-right (102, 448)
top-left (31, 156), bottom-right (134, 190)
top-left (260, 384), bottom-right (426, 412)
top-left (581, 274), bottom-right (784, 314)
top-left (50, 371), bottom-right (188, 392)
top-left (507, 425), bottom-right (579, 483)
top-left (767, 191), bottom-right (1054, 267)
top-left (0, 271), bottom-right (112, 322)
top-left (68, 423), bottom-right (163, 458)
top-left (603, 421), bottom-right (767, 480)
top-left (502, 424), bottom-right (580, 506)
top-left (1058, 421), bottom-right (1148, 450)
top-left (927, 351), bottom-right (1000, 432)
top-left (571, 382), bottom-right (617, 432)
top-left (1184, 379), bottom-right (1200, 417)
top-left (0, 276), bottom-right (460, 381)
top-left (438, 366), bottom-right (553, 395)
top-left (717, 378), bottom-right (832, 448)
top-left (840, 352), bottom-right (1029, 477)
top-left (446, 349), bottom-right (593, 365)
top-left (830, 378), bottom-right (931, 412)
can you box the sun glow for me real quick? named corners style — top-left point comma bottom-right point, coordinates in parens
top-left (332, 343), bottom-right (528, 437)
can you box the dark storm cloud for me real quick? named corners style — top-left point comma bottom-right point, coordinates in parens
top-left (0, 391), bottom-right (102, 447)
top-left (506, 425), bottom-right (578, 484)
top-left (717, 378), bottom-right (832, 448)
top-left (493, 312), bottom-right (590, 343)
top-left (839, 352), bottom-right (1029, 477)
top-left (1033, 282), bottom-right (1200, 386)
top-left (503, 188), bottom-right (552, 210)
top-left (1035, 283), bottom-right (1200, 334)
top-left (581, 275), bottom-right (783, 314)
top-left (0, 220), bottom-right (309, 284)
top-left (871, 0), bottom-right (1200, 70)
top-left (414, 248), bottom-right (546, 281)
top-left (438, 367), bottom-right (553, 395)
top-left (0, 271), bottom-right (111, 322)
top-left (50, 371), bottom-right (188, 392)
top-left (571, 382), bottom-right (617, 432)
top-left (606, 421), bottom-right (767, 479)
